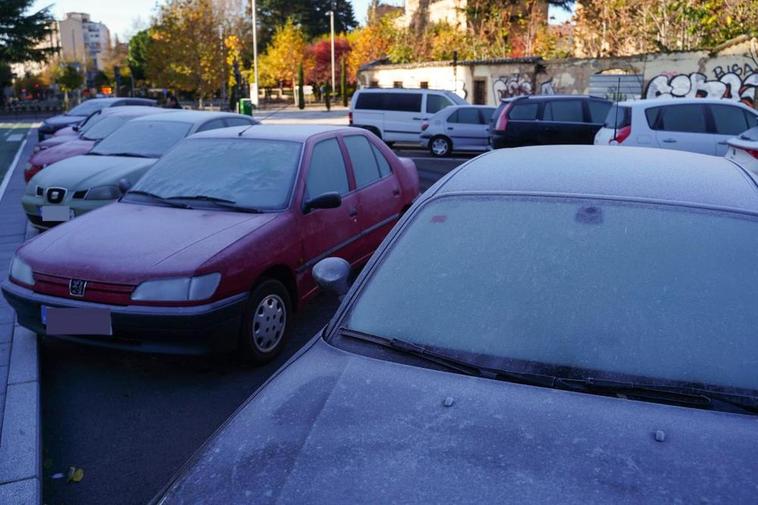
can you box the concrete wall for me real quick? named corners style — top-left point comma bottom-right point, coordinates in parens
top-left (359, 37), bottom-right (758, 107)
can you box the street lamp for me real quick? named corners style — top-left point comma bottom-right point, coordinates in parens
top-left (251, 0), bottom-right (259, 107)
top-left (327, 8), bottom-right (335, 95)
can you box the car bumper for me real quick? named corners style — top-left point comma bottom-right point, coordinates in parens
top-left (22, 195), bottom-right (112, 228)
top-left (1, 280), bottom-right (246, 354)
top-left (489, 132), bottom-right (511, 149)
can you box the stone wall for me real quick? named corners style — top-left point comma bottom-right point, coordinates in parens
top-left (359, 36), bottom-right (758, 107)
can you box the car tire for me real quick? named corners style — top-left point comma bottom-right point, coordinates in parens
top-left (238, 279), bottom-right (292, 364)
top-left (430, 136), bottom-right (452, 157)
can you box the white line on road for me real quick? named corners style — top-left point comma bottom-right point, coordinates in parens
top-left (6, 134), bottom-right (23, 142)
top-left (0, 128), bottom-right (31, 203)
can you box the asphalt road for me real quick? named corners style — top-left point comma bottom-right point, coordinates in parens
top-left (38, 147), bottom-right (474, 505)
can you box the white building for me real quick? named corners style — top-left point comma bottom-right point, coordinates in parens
top-left (397, 0), bottom-right (468, 29)
top-left (59, 12), bottom-right (111, 71)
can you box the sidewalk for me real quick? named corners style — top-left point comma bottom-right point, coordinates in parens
top-left (0, 127), bottom-right (41, 504)
top-left (254, 105), bottom-right (349, 125)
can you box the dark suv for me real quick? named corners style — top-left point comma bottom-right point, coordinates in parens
top-left (489, 95), bottom-right (612, 148)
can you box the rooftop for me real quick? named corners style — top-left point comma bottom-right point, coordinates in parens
top-left (437, 145), bottom-right (758, 213)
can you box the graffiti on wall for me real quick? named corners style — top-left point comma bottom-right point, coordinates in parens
top-left (492, 74), bottom-right (555, 100)
top-left (645, 66), bottom-right (757, 106)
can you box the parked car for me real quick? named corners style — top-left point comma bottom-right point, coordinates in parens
top-left (594, 98), bottom-right (758, 156)
top-left (152, 145), bottom-right (758, 504)
top-left (726, 125), bottom-right (758, 172)
top-left (489, 95), bottom-right (611, 148)
top-left (25, 106), bottom-right (170, 182)
top-left (37, 97), bottom-right (156, 141)
top-left (36, 109), bottom-right (106, 151)
top-left (23, 111), bottom-right (257, 228)
top-left (350, 87), bottom-right (467, 145)
top-left (3, 125), bottom-right (419, 361)
top-left (420, 104), bottom-right (496, 157)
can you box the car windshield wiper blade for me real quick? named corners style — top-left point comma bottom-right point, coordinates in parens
top-left (100, 152), bottom-right (152, 158)
top-left (166, 195), bottom-right (263, 213)
top-left (338, 327), bottom-right (556, 387)
top-left (125, 190), bottom-right (191, 209)
top-left (555, 377), bottom-right (758, 414)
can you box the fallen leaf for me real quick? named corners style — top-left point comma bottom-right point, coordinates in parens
top-left (67, 466), bottom-right (84, 483)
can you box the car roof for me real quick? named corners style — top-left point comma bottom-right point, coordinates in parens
top-left (191, 124), bottom-right (356, 142)
top-left (619, 98), bottom-right (754, 109)
top-left (99, 105), bottom-right (164, 117)
top-left (511, 94), bottom-right (608, 102)
top-left (129, 110), bottom-right (247, 125)
top-left (435, 145), bottom-right (758, 213)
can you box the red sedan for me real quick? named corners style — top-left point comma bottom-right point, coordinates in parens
top-left (3, 125), bottom-right (419, 362)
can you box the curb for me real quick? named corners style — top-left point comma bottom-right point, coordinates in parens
top-left (0, 127), bottom-right (41, 505)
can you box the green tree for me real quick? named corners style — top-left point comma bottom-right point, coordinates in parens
top-left (55, 63), bottom-right (84, 107)
top-left (255, 0), bottom-right (357, 50)
top-left (128, 29), bottom-right (151, 82)
top-left (0, 0), bottom-right (55, 63)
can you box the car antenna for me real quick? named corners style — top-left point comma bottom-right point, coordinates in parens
top-left (237, 104), bottom-right (289, 136)
top-left (612, 76), bottom-right (621, 142)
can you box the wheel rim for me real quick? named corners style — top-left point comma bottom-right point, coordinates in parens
top-left (252, 294), bottom-right (286, 353)
top-left (431, 138), bottom-right (449, 155)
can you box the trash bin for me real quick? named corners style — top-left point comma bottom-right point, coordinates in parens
top-left (238, 98), bottom-right (253, 116)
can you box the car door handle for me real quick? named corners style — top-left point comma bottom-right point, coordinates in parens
top-left (447, 127), bottom-right (454, 130)
top-left (412, 117), bottom-right (428, 121)
top-left (717, 141), bottom-right (728, 145)
top-left (392, 188), bottom-right (400, 197)
top-left (348, 207), bottom-right (358, 218)
top-left (661, 138), bottom-right (677, 143)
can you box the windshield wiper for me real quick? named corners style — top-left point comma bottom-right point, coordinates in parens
top-left (338, 328), bottom-right (555, 387)
top-left (555, 377), bottom-right (758, 414)
top-left (125, 190), bottom-right (191, 209)
top-left (166, 195), bottom-right (262, 213)
top-left (100, 152), bottom-right (152, 158)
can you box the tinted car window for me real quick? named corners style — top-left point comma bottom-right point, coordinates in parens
top-left (647, 104), bottom-right (707, 133)
top-left (306, 138), bottom-right (349, 198)
top-left (426, 94), bottom-right (452, 114)
top-left (130, 139), bottom-right (302, 210)
top-left (603, 105), bottom-right (632, 129)
top-left (344, 196), bottom-right (758, 394)
top-left (508, 103), bottom-right (538, 120)
top-left (481, 107), bottom-right (496, 122)
top-left (196, 119), bottom-right (227, 132)
top-left (543, 100), bottom-right (584, 122)
top-left (588, 100), bottom-right (612, 123)
top-left (90, 120), bottom-right (192, 157)
top-left (344, 135), bottom-right (382, 188)
top-left (355, 93), bottom-right (384, 110)
top-left (746, 111), bottom-right (758, 128)
top-left (371, 145), bottom-right (392, 177)
top-left (225, 117), bottom-right (254, 127)
top-left (710, 104), bottom-right (749, 135)
top-left (449, 108), bottom-right (482, 124)
top-left (356, 92), bottom-right (422, 113)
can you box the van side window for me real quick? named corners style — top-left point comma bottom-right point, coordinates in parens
top-left (426, 94), bottom-right (452, 114)
top-left (306, 138), bottom-right (349, 199)
top-left (543, 100), bottom-right (584, 122)
top-left (508, 103), bottom-right (538, 120)
top-left (357, 92), bottom-right (422, 113)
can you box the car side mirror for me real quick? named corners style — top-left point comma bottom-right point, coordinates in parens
top-left (117, 178), bottom-right (132, 194)
top-left (303, 192), bottom-right (341, 214)
top-left (312, 257), bottom-right (351, 297)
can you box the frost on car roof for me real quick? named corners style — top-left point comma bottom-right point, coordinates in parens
top-left (437, 145), bottom-right (758, 213)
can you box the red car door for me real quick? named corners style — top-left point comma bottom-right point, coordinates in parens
top-left (298, 136), bottom-right (363, 294)
top-left (341, 133), bottom-right (405, 260)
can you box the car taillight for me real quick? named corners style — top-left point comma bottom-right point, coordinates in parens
top-left (745, 148), bottom-right (758, 159)
top-left (348, 111), bottom-right (353, 125)
top-left (612, 125), bottom-right (631, 144)
top-left (24, 165), bottom-right (42, 183)
top-left (421, 121), bottom-right (429, 131)
top-left (495, 102), bottom-right (513, 131)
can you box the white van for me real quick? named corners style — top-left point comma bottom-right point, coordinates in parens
top-left (350, 88), bottom-right (467, 145)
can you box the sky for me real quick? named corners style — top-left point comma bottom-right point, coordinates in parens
top-left (32, 0), bottom-right (572, 42)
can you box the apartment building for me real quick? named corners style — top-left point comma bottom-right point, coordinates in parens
top-left (59, 12), bottom-right (111, 71)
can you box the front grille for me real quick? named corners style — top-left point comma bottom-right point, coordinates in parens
top-left (46, 187), bottom-right (67, 204)
top-left (33, 272), bottom-right (136, 305)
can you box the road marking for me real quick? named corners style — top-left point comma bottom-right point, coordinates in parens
top-left (6, 134), bottom-right (23, 142)
top-left (0, 128), bottom-right (31, 203)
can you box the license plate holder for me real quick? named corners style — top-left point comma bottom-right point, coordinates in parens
top-left (40, 205), bottom-right (74, 222)
top-left (43, 306), bottom-right (112, 336)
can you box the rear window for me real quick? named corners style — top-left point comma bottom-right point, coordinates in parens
top-left (355, 92), bottom-right (422, 113)
top-left (646, 104), bottom-right (707, 133)
top-left (508, 103), bottom-right (538, 120)
top-left (603, 105), bottom-right (632, 129)
top-left (543, 100), bottom-right (584, 122)
top-left (710, 104), bottom-right (750, 135)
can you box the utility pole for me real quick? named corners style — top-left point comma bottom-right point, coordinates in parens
top-left (251, 0), bottom-right (259, 107)
top-left (328, 5), bottom-right (335, 95)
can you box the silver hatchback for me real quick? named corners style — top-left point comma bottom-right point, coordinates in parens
top-left (420, 105), bottom-right (496, 157)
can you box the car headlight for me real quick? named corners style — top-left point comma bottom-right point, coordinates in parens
top-left (131, 273), bottom-right (221, 301)
top-left (9, 256), bottom-right (35, 286)
top-left (84, 185), bottom-right (122, 200)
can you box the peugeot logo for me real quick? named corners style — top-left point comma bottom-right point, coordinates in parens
top-left (47, 187), bottom-right (66, 204)
top-left (69, 279), bottom-right (87, 297)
